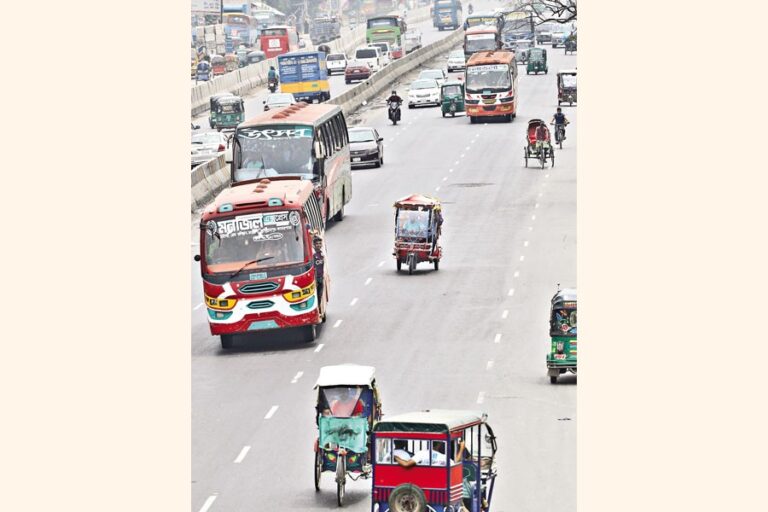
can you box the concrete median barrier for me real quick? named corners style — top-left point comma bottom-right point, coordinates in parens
top-left (191, 154), bottom-right (230, 211)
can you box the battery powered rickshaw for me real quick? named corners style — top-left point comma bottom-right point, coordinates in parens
top-left (208, 93), bottom-right (245, 131)
top-left (557, 69), bottom-right (577, 106)
top-left (546, 286), bottom-right (577, 383)
top-left (211, 54), bottom-right (226, 76)
top-left (524, 119), bottom-right (555, 169)
top-left (224, 53), bottom-right (239, 72)
top-left (371, 410), bottom-right (498, 512)
top-left (314, 364), bottom-right (382, 506)
top-left (526, 47), bottom-right (548, 75)
top-left (440, 80), bottom-right (465, 117)
top-left (393, 194), bottom-right (443, 275)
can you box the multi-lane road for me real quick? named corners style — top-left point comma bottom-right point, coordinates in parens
top-left (191, 8), bottom-right (576, 512)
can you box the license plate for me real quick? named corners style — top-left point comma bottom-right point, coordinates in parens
top-left (353, 157), bottom-right (361, 162)
top-left (554, 354), bottom-right (566, 360)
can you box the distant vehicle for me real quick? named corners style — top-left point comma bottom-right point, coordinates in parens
top-left (403, 31), bottom-right (423, 53)
top-left (464, 26), bottom-right (503, 58)
top-left (326, 53), bottom-right (348, 75)
top-left (536, 30), bottom-right (552, 44)
top-left (260, 25), bottom-right (300, 58)
top-left (366, 15), bottom-right (406, 46)
top-left (408, 78), bottom-right (440, 108)
top-left (446, 49), bottom-right (466, 72)
top-left (191, 131), bottom-right (231, 168)
top-left (463, 11), bottom-right (504, 33)
top-left (310, 16), bottom-right (341, 45)
top-left (278, 51), bottom-right (331, 103)
top-left (222, 12), bottom-right (258, 47)
top-left (369, 42), bottom-right (392, 66)
top-left (246, 50), bottom-right (267, 65)
top-left (418, 68), bottom-right (447, 86)
top-left (345, 60), bottom-right (372, 83)
top-left (209, 93), bottom-right (245, 131)
top-left (211, 55), bottom-right (227, 76)
top-left (433, 0), bottom-right (463, 30)
top-left (354, 46), bottom-right (382, 73)
top-left (551, 31), bottom-right (566, 48)
top-left (263, 92), bottom-right (297, 111)
top-left (348, 127), bottom-right (384, 168)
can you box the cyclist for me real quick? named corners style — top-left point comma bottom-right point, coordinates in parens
top-left (549, 107), bottom-right (570, 142)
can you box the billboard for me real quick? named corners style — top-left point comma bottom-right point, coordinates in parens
top-left (192, 0), bottom-right (222, 13)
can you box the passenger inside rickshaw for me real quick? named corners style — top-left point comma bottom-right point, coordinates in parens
top-left (554, 308), bottom-right (577, 334)
top-left (442, 84), bottom-right (462, 97)
top-left (320, 386), bottom-right (368, 417)
top-left (398, 210), bottom-right (430, 237)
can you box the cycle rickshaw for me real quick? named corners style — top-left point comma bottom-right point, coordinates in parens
top-left (524, 119), bottom-right (555, 169)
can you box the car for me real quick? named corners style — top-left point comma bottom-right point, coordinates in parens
top-left (446, 49), bottom-right (466, 72)
top-left (536, 30), bottom-right (552, 44)
top-left (551, 31), bottom-right (566, 48)
top-left (348, 126), bottom-right (384, 168)
top-left (408, 78), bottom-right (440, 108)
top-left (345, 60), bottom-right (372, 83)
top-left (326, 53), bottom-right (348, 74)
top-left (418, 68), bottom-right (447, 86)
top-left (369, 42), bottom-right (392, 67)
top-left (354, 46), bottom-right (382, 73)
top-left (191, 131), bottom-right (231, 168)
top-left (263, 92), bottom-right (297, 111)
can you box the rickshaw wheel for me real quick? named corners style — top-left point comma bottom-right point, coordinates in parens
top-left (337, 481), bottom-right (345, 506)
top-left (314, 450), bottom-right (322, 491)
top-left (389, 483), bottom-right (427, 512)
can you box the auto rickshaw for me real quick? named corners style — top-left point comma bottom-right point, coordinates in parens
top-left (393, 194), bottom-right (443, 274)
top-left (210, 54), bottom-right (226, 76)
top-left (557, 69), bottom-right (577, 106)
top-left (314, 364), bottom-right (382, 506)
top-left (526, 47), bottom-right (548, 74)
top-left (317, 44), bottom-right (331, 57)
top-left (564, 34), bottom-right (577, 54)
top-left (440, 79), bottom-right (465, 117)
top-left (236, 46), bottom-right (248, 67)
top-left (546, 286), bottom-right (577, 383)
top-left (371, 410), bottom-right (498, 512)
top-left (208, 93), bottom-right (244, 131)
top-left (224, 53), bottom-right (239, 72)
top-left (246, 50), bottom-right (266, 65)
top-left (524, 119), bottom-right (555, 169)
top-left (195, 60), bottom-right (211, 82)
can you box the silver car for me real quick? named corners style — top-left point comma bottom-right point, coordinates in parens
top-left (191, 131), bottom-right (231, 168)
top-left (263, 93), bottom-right (297, 111)
top-left (446, 50), bottom-right (466, 72)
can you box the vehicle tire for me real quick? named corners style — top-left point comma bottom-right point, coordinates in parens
top-left (388, 483), bottom-right (427, 512)
top-left (505, 114), bottom-right (512, 122)
top-left (434, 259), bottom-right (439, 271)
top-left (451, 111), bottom-right (455, 117)
top-left (396, 260), bottom-right (402, 271)
top-left (303, 324), bottom-right (317, 343)
top-left (220, 334), bottom-right (234, 349)
top-left (558, 100), bottom-right (561, 106)
top-left (442, 111), bottom-right (446, 118)
top-left (345, 79), bottom-right (350, 84)
top-left (470, 116), bottom-right (476, 124)
top-left (540, 154), bottom-right (546, 169)
top-left (374, 156), bottom-right (381, 168)
top-left (333, 190), bottom-right (345, 221)
top-left (408, 104), bottom-right (414, 109)
top-left (337, 480), bottom-right (345, 507)
top-left (314, 449), bottom-right (323, 491)
top-left (408, 255), bottom-right (415, 275)
top-left (550, 375), bottom-right (558, 384)
top-left (336, 456), bottom-right (346, 506)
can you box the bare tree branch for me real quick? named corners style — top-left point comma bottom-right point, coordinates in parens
top-left (522, 0), bottom-right (577, 25)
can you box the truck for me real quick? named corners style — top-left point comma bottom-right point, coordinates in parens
top-left (310, 17), bottom-right (341, 45)
top-left (432, 0), bottom-right (463, 30)
top-left (403, 30), bottom-right (422, 54)
top-left (277, 51), bottom-right (331, 103)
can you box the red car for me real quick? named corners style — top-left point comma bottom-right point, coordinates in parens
top-left (345, 61), bottom-right (371, 84)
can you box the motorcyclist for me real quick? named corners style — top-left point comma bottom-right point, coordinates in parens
top-left (387, 90), bottom-right (403, 121)
top-left (549, 107), bottom-right (570, 141)
top-left (267, 65), bottom-right (278, 82)
top-left (468, 3), bottom-right (474, 15)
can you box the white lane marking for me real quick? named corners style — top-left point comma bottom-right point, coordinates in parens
top-left (449, 168), bottom-right (454, 173)
top-left (193, 303), bottom-right (204, 311)
top-left (465, 146), bottom-right (470, 151)
top-left (477, 391), bottom-right (485, 404)
top-left (314, 343), bottom-right (325, 353)
top-left (291, 371), bottom-right (304, 384)
top-left (531, 214), bottom-right (536, 221)
top-left (378, 260), bottom-right (385, 267)
top-left (264, 405), bottom-right (279, 419)
top-left (333, 319), bottom-right (343, 328)
top-left (435, 186), bottom-right (441, 191)
top-left (535, 203), bottom-right (539, 209)
top-left (520, 255), bottom-right (525, 262)
top-left (538, 192), bottom-right (543, 197)
top-left (442, 177), bottom-right (448, 181)
top-left (365, 277), bottom-right (373, 286)
top-left (524, 240), bottom-right (529, 247)
top-left (455, 160), bottom-right (460, 165)
top-left (460, 153), bottom-right (465, 158)
top-left (545, 173), bottom-right (550, 178)
top-left (508, 288), bottom-right (515, 296)
top-left (501, 310), bottom-right (509, 319)
top-left (493, 333), bottom-right (502, 344)
top-left (528, 226), bottom-right (534, 231)
top-left (234, 445), bottom-right (251, 463)
top-left (514, 271), bottom-right (520, 278)
top-left (350, 297), bottom-right (359, 306)
top-left (486, 360), bottom-right (494, 370)
top-left (198, 495), bottom-right (217, 512)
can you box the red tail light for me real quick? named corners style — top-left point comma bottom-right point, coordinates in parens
top-left (217, 144), bottom-right (225, 152)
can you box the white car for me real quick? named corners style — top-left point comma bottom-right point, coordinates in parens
top-left (369, 42), bottom-right (392, 66)
top-left (263, 92), bottom-right (297, 111)
top-left (418, 68), bottom-right (447, 86)
top-left (326, 53), bottom-right (348, 74)
top-left (446, 49), bottom-right (466, 72)
top-left (354, 46), bottom-right (382, 73)
top-left (408, 78), bottom-right (440, 108)
top-left (191, 131), bottom-right (231, 168)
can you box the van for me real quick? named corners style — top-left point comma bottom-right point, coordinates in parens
top-left (354, 46), bottom-right (382, 73)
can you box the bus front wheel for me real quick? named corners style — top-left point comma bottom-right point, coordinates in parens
top-left (220, 334), bottom-right (234, 349)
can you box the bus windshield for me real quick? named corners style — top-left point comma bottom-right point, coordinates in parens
top-left (262, 28), bottom-right (287, 36)
top-left (224, 14), bottom-right (250, 26)
top-left (367, 18), bottom-right (397, 28)
top-left (203, 211), bottom-right (306, 271)
top-left (467, 17), bottom-right (497, 27)
top-left (465, 33), bottom-right (497, 53)
top-left (466, 64), bottom-right (510, 93)
top-left (234, 125), bottom-right (315, 181)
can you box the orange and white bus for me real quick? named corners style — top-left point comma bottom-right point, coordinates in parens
top-left (463, 26), bottom-right (502, 58)
top-left (197, 177), bottom-right (327, 348)
top-left (231, 103), bottom-right (352, 224)
top-left (464, 50), bottom-right (518, 123)
top-left (260, 25), bottom-right (299, 58)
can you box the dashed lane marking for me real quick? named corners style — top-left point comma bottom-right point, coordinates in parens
top-left (477, 392), bottom-right (486, 404)
top-left (514, 271), bottom-right (520, 278)
top-left (333, 319), bottom-right (343, 328)
top-left (198, 495), bottom-right (217, 512)
top-left (291, 371), bottom-right (303, 384)
top-left (486, 360), bottom-right (494, 370)
top-left (193, 303), bottom-right (204, 311)
top-left (234, 446), bottom-right (251, 463)
top-left (501, 310), bottom-right (509, 319)
top-left (264, 405), bottom-right (279, 419)
top-left (314, 343), bottom-right (325, 353)
top-left (350, 297), bottom-right (358, 306)
top-left (508, 288), bottom-right (515, 296)
top-left (520, 255), bottom-right (525, 262)
top-left (524, 241), bottom-right (529, 247)
top-left (365, 277), bottom-right (373, 286)
top-left (494, 333), bottom-right (502, 344)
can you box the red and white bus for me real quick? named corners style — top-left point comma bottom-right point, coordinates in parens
top-left (464, 50), bottom-right (518, 123)
top-left (231, 103), bottom-right (353, 225)
top-left (197, 177), bottom-right (328, 348)
top-left (259, 25), bottom-right (299, 58)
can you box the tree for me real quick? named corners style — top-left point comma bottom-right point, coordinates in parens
top-left (525, 1), bottom-right (577, 25)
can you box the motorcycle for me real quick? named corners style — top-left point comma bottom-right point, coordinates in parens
top-left (388, 101), bottom-right (402, 125)
top-left (268, 77), bottom-right (278, 93)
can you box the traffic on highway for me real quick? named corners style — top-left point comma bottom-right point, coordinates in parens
top-left (191, 1), bottom-right (577, 511)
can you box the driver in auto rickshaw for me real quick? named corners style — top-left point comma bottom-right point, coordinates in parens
top-left (401, 211), bottom-right (427, 235)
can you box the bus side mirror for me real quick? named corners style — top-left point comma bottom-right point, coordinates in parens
top-left (194, 254), bottom-right (201, 262)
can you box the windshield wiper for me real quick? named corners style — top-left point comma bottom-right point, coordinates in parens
top-left (228, 256), bottom-right (274, 279)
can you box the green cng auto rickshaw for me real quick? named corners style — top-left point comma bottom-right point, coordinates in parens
top-left (546, 287), bottom-right (577, 383)
top-left (440, 80), bottom-right (465, 117)
top-left (208, 93), bottom-right (244, 131)
top-left (526, 47), bottom-right (548, 75)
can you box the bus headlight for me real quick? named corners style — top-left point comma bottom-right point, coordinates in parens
top-left (283, 282), bottom-right (315, 303)
top-left (205, 295), bottom-right (237, 311)
top-left (289, 296), bottom-right (316, 311)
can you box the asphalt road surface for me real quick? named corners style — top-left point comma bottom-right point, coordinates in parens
top-left (191, 10), bottom-right (576, 512)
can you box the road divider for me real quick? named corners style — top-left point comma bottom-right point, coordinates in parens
top-left (191, 154), bottom-right (229, 211)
